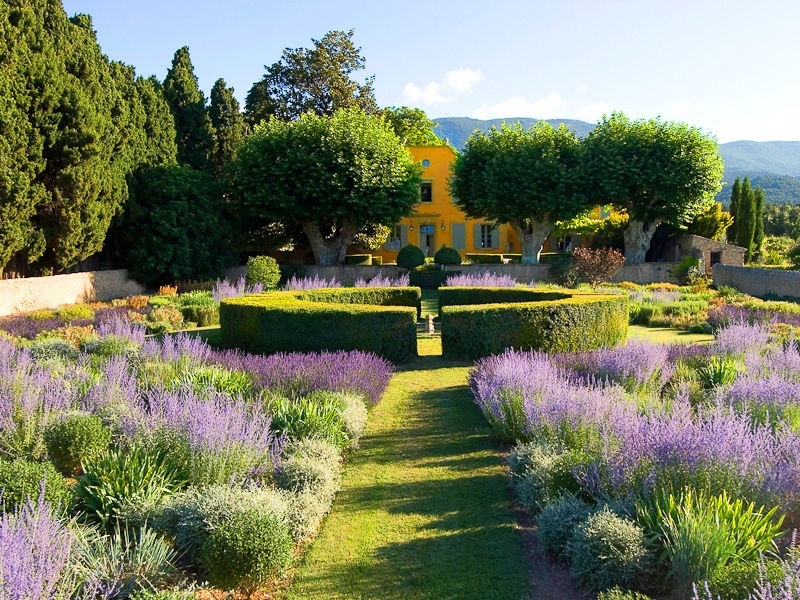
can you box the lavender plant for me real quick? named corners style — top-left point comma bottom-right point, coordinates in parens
top-left (212, 276), bottom-right (264, 302)
top-left (353, 273), bottom-right (411, 287)
top-left (282, 274), bottom-right (341, 290)
top-left (444, 272), bottom-right (518, 287)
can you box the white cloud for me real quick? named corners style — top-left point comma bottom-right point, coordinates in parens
top-left (402, 68), bottom-right (484, 105)
top-left (575, 103), bottom-right (611, 123)
top-left (470, 92), bottom-right (567, 120)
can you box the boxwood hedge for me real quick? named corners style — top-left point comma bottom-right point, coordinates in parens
top-left (219, 287), bottom-right (420, 363)
top-left (440, 287), bottom-right (628, 360)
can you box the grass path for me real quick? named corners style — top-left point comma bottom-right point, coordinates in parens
top-left (283, 344), bottom-right (531, 600)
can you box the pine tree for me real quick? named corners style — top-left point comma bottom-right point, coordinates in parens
top-left (163, 46), bottom-right (214, 171)
top-left (208, 78), bottom-right (244, 179)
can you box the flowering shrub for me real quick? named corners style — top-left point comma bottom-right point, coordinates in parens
top-left (282, 274), bottom-right (341, 290)
top-left (353, 273), bottom-right (411, 287)
top-left (444, 272), bottom-right (517, 287)
top-left (212, 276), bottom-right (264, 302)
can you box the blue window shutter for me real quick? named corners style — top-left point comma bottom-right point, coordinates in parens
top-left (400, 225), bottom-right (408, 246)
top-left (451, 223), bottom-right (465, 250)
top-left (473, 224), bottom-right (482, 249)
top-left (491, 227), bottom-right (499, 249)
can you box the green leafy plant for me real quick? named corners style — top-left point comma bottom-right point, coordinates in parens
top-left (246, 255), bottom-right (281, 288)
top-left (199, 506), bottom-right (294, 594)
top-left (596, 588), bottom-right (655, 600)
top-left (44, 412), bottom-right (112, 476)
top-left (266, 394), bottom-right (350, 448)
top-left (636, 488), bottom-right (784, 597)
top-left (74, 444), bottom-right (187, 530)
top-left (535, 493), bottom-right (595, 557)
top-left (0, 456), bottom-right (72, 512)
top-left (696, 356), bottom-right (740, 390)
top-left (566, 507), bottom-right (653, 592)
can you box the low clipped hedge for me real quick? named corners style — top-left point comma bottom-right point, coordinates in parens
top-left (440, 287), bottom-right (628, 360)
top-left (219, 287), bottom-right (420, 363)
top-left (344, 254), bottom-right (372, 266)
top-left (466, 253), bottom-right (504, 264)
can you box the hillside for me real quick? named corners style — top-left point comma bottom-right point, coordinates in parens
top-left (433, 117), bottom-right (800, 205)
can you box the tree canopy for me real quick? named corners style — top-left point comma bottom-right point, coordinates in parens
top-left (449, 122), bottom-right (587, 264)
top-left (163, 46), bottom-right (214, 171)
top-left (208, 78), bottom-right (244, 179)
top-left (381, 106), bottom-right (447, 147)
top-left (0, 1), bottom-right (178, 276)
top-left (583, 112), bottom-right (724, 263)
top-left (229, 108), bottom-right (421, 266)
top-left (245, 29), bottom-right (378, 125)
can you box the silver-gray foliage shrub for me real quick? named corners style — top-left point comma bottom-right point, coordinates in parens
top-left (535, 494), bottom-right (595, 558)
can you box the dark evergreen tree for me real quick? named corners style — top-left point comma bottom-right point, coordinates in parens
top-left (245, 29), bottom-right (378, 124)
top-left (727, 177), bottom-right (741, 244)
top-left (737, 176), bottom-right (756, 260)
top-left (163, 46), bottom-right (214, 171)
top-left (752, 186), bottom-right (765, 260)
top-left (208, 78), bottom-right (244, 178)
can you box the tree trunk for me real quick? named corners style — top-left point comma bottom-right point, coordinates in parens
top-left (512, 219), bottom-right (551, 265)
top-left (302, 221), bottom-right (359, 266)
top-left (623, 218), bottom-right (661, 264)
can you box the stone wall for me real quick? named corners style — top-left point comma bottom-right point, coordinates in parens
top-left (713, 264), bottom-right (800, 300)
top-left (0, 269), bottom-right (145, 317)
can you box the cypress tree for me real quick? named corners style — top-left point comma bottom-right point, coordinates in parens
top-left (163, 47), bottom-right (214, 171)
top-left (738, 176), bottom-right (756, 261)
top-left (208, 78), bottom-right (244, 179)
top-left (727, 177), bottom-right (741, 244)
top-left (752, 186), bottom-right (765, 260)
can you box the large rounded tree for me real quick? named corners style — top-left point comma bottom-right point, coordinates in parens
top-left (583, 112), bottom-right (724, 263)
top-left (450, 122), bottom-right (588, 264)
top-left (229, 108), bottom-right (421, 266)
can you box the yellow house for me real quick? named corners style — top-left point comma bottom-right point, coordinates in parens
top-left (375, 146), bottom-right (522, 263)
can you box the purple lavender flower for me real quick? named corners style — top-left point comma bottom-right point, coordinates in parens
top-left (141, 333), bottom-right (212, 365)
top-left (212, 276), bottom-right (264, 302)
top-left (444, 272), bottom-right (518, 287)
top-left (283, 275), bottom-right (341, 291)
top-left (210, 349), bottom-right (393, 405)
top-left (95, 310), bottom-right (146, 344)
top-left (0, 494), bottom-right (79, 599)
top-left (353, 273), bottom-right (411, 287)
top-left (714, 321), bottom-right (772, 356)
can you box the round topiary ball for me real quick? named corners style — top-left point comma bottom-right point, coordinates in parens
top-left (434, 245), bottom-right (462, 265)
top-left (246, 255), bottom-right (281, 288)
top-left (396, 244), bottom-right (426, 269)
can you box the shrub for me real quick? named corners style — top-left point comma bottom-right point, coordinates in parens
top-left (44, 412), bottom-right (112, 476)
top-left (276, 437), bottom-right (342, 540)
top-left (571, 247), bottom-right (626, 287)
top-left (26, 338), bottom-right (80, 363)
top-left (705, 559), bottom-right (784, 600)
top-left (145, 306), bottom-right (184, 334)
top-left (535, 494), bottom-right (594, 557)
top-left (199, 506), bottom-right (294, 593)
top-left (345, 254), bottom-right (372, 265)
top-left (396, 244), bottom-right (426, 269)
top-left (597, 588), bottom-right (655, 600)
top-left (246, 255), bottom-right (281, 288)
top-left (220, 288), bottom-right (419, 363)
top-left (74, 445), bottom-right (186, 530)
top-left (566, 507), bottom-right (652, 592)
top-left (0, 456), bottom-right (72, 512)
top-left (434, 245), bottom-right (462, 265)
top-left (508, 442), bottom-right (585, 512)
top-left (81, 334), bottom-right (141, 358)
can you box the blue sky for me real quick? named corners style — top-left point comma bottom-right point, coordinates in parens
top-left (60, 0), bottom-right (800, 143)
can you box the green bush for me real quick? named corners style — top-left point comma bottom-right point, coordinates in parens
top-left (267, 394), bottom-right (349, 448)
top-left (409, 264), bottom-right (452, 289)
top-left (508, 442), bottom-right (585, 513)
top-left (74, 444), bottom-right (186, 530)
top-left (596, 588), bottom-right (655, 600)
top-left (396, 244), bottom-right (426, 269)
top-left (434, 245), bottom-right (462, 265)
top-left (220, 288), bottom-right (419, 363)
top-left (246, 255), bottom-right (281, 288)
top-left (344, 254), bottom-right (372, 265)
top-left (81, 334), bottom-right (141, 358)
top-left (26, 338), bottom-right (80, 363)
top-left (566, 507), bottom-right (652, 592)
top-left (706, 559), bottom-right (784, 600)
top-left (0, 456), bottom-right (72, 512)
top-left (440, 288), bottom-right (629, 360)
top-left (175, 290), bottom-right (219, 326)
top-left (465, 253), bottom-right (504, 264)
top-left (276, 437), bottom-right (342, 540)
top-left (535, 494), bottom-right (594, 558)
top-left (44, 412), bottom-right (112, 476)
top-left (199, 506), bottom-right (294, 593)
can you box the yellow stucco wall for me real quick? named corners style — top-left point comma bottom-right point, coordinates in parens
top-left (375, 146), bottom-right (521, 263)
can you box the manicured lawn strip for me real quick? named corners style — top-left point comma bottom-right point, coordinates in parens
top-left (627, 324), bottom-right (714, 344)
top-left (283, 357), bottom-right (530, 600)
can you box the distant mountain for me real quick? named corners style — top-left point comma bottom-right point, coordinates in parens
top-left (433, 117), bottom-right (800, 205)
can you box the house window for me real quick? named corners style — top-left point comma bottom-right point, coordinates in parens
top-left (710, 251), bottom-right (722, 266)
top-left (475, 224), bottom-right (498, 249)
top-left (420, 182), bottom-right (432, 203)
top-left (385, 224), bottom-right (403, 250)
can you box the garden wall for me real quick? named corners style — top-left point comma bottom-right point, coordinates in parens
top-left (0, 269), bottom-right (144, 317)
top-left (713, 264), bottom-right (800, 300)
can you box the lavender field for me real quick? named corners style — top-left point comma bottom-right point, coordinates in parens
top-left (471, 321), bottom-right (800, 598)
top-left (0, 316), bottom-right (392, 597)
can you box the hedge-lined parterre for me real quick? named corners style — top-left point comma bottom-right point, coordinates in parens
top-left (440, 287), bottom-right (628, 360)
top-left (220, 287), bottom-right (421, 363)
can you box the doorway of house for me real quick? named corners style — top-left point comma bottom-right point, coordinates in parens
top-left (420, 224), bottom-right (435, 256)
